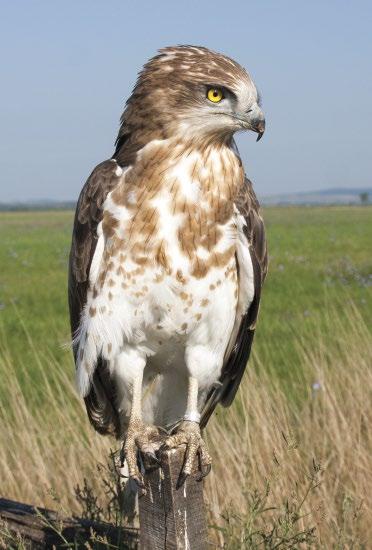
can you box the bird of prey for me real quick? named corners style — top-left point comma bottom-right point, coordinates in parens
top-left (69, 45), bottom-right (267, 486)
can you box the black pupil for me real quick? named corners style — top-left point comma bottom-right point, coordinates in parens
top-left (213, 90), bottom-right (218, 96)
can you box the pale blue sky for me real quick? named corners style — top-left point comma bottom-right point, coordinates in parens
top-left (0, 0), bottom-right (371, 201)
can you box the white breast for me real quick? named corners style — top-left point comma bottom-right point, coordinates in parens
top-left (74, 141), bottom-right (254, 428)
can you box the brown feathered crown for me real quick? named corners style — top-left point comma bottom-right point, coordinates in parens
top-left (114, 45), bottom-right (259, 163)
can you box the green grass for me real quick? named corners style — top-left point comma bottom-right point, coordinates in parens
top-left (0, 206), bottom-right (371, 394)
top-left (0, 211), bottom-right (73, 373)
top-left (257, 206), bottom-right (372, 380)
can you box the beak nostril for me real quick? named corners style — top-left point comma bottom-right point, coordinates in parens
top-left (246, 108), bottom-right (253, 113)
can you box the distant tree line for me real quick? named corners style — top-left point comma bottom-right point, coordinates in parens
top-left (359, 192), bottom-right (369, 205)
top-left (0, 201), bottom-right (76, 212)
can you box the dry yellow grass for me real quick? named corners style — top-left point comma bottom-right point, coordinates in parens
top-left (206, 304), bottom-right (372, 546)
top-left (0, 303), bottom-right (371, 547)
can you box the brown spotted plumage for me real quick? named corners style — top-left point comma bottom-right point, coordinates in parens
top-left (68, 45), bottom-right (267, 485)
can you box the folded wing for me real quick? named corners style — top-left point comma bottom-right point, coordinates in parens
top-left (68, 159), bottom-right (123, 437)
top-left (201, 176), bottom-right (268, 427)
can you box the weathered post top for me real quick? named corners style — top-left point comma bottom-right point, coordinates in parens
top-left (139, 446), bottom-right (207, 550)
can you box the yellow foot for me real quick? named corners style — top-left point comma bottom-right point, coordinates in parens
top-left (164, 420), bottom-right (212, 487)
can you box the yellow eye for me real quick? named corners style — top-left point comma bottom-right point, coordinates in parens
top-left (207, 87), bottom-right (224, 103)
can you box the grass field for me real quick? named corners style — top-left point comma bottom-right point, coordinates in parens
top-left (0, 207), bottom-right (371, 548)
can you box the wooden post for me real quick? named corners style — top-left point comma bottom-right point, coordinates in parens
top-left (139, 446), bottom-right (207, 550)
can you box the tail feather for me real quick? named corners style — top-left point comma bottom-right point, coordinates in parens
top-left (84, 359), bottom-right (121, 438)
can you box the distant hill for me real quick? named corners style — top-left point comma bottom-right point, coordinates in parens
top-left (260, 187), bottom-right (372, 206)
top-left (1, 187), bottom-right (371, 211)
top-left (0, 199), bottom-right (76, 211)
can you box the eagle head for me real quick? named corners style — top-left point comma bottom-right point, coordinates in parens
top-left (118, 45), bottom-right (265, 151)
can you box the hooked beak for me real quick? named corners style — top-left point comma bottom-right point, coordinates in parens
top-left (255, 118), bottom-right (265, 141)
top-left (234, 103), bottom-right (265, 141)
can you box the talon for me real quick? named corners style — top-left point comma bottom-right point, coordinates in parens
top-left (157, 425), bottom-right (170, 436)
top-left (177, 471), bottom-right (189, 489)
top-left (122, 420), bottom-right (163, 483)
top-left (120, 446), bottom-right (125, 468)
top-left (141, 450), bottom-right (161, 471)
top-left (132, 473), bottom-right (145, 489)
top-left (196, 462), bottom-right (211, 481)
top-left (165, 420), bottom-right (212, 482)
top-left (197, 439), bottom-right (212, 480)
top-left (147, 450), bottom-right (160, 462)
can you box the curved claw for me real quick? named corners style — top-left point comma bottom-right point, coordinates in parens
top-left (196, 462), bottom-right (211, 482)
top-left (140, 449), bottom-right (161, 472)
top-left (196, 439), bottom-right (212, 480)
top-left (165, 420), bottom-right (212, 484)
top-left (121, 421), bottom-right (163, 489)
top-left (146, 450), bottom-right (161, 463)
top-left (177, 471), bottom-right (189, 489)
top-left (132, 472), bottom-right (145, 490)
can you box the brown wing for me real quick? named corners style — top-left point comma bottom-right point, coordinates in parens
top-left (68, 159), bottom-right (123, 437)
top-left (200, 176), bottom-right (268, 428)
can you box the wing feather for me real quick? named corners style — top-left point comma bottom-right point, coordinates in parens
top-left (201, 176), bottom-right (268, 427)
top-left (68, 159), bottom-right (123, 437)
